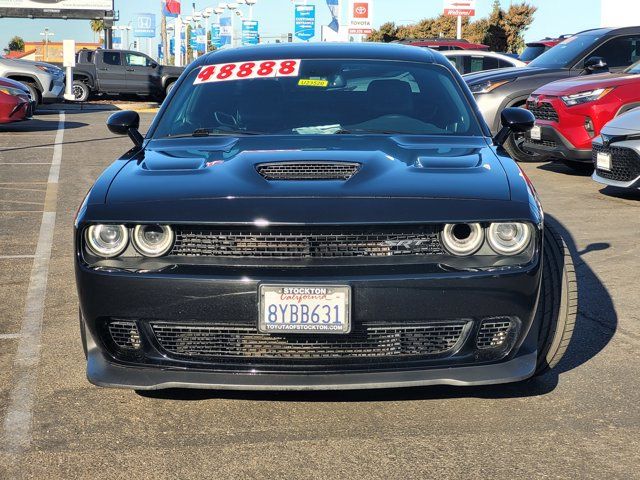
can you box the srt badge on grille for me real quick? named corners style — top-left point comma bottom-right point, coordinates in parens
top-left (384, 239), bottom-right (433, 251)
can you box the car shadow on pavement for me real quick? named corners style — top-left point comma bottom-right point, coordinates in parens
top-left (0, 118), bottom-right (87, 133)
top-left (137, 216), bottom-right (617, 403)
top-left (537, 161), bottom-right (593, 176)
top-left (598, 186), bottom-right (640, 201)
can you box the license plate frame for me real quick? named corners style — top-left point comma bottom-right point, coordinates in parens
top-left (258, 284), bottom-right (351, 334)
top-left (530, 125), bottom-right (542, 141)
top-left (596, 151), bottom-right (612, 171)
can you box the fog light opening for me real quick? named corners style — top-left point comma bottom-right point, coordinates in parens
top-left (452, 223), bottom-right (472, 241)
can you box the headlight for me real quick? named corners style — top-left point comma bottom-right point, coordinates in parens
top-left (487, 223), bottom-right (532, 255)
top-left (561, 88), bottom-right (613, 106)
top-left (469, 79), bottom-right (513, 94)
top-left (441, 223), bottom-right (484, 256)
top-left (0, 86), bottom-right (27, 97)
top-left (36, 65), bottom-right (61, 75)
top-left (85, 224), bottom-right (129, 258)
top-left (132, 225), bottom-right (174, 257)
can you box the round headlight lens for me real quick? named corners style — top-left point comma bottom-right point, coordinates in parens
top-left (441, 223), bottom-right (484, 256)
top-left (132, 225), bottom-right (174, 257)
top-left (86, 224), bottom-right (129, 258)
top-left (487, 222), bottom-right (532, 255)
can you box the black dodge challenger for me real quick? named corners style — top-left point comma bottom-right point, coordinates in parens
top-left (75, 43), bottom-right (576, 390)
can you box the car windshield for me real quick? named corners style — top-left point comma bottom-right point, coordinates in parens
top-left (624, 60), bottom-right (640, 74)
top-left (153, 59), bottom-right (482, 138)
top-left (529, 35), bottom-right (601, 69)
top-left (519, 45), bottom-right (547, 62)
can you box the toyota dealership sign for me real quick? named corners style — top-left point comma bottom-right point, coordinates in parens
top-left (0, 0), bottom-right (113, 19)
top-left (348, 0), bottom-right (373, 35)
top-left (443, 0), bottom-right (476, 17)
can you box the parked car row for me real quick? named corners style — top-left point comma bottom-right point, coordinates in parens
top-left (0, 54), bottom-right (65, 107)
top-left (464, 25), bottom-right (640, 191)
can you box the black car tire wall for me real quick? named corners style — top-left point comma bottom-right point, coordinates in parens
top-left (534, 221), bottom-right (577, 375)
top-left (504, 132), bottom-right (552, 163)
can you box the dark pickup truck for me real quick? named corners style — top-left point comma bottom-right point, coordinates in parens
top-left (72, 49), bottom-right (183, 102)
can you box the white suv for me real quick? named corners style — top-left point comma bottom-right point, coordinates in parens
top-left (0, 56), bottom-right (65, 106)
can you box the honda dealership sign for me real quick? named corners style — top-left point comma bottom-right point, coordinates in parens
top-left (348, 0), bottom-right (373, 35)
top-left (0, 0), bottom-right (114, 19)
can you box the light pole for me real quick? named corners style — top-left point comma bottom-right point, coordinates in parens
top-left (226, 2), bottom-right (238, 46)
top-left (203, 7), bottom-right (213, 53)
top-left (39, 28), bottom-right (54, 62)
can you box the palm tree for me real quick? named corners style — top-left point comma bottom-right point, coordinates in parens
top-left (90, 19), bottom-right (105, 43)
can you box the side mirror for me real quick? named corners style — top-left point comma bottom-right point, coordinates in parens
top-left (493, 107), bottom-right (535, 146)
top-left (584, 56), bottom-right (609, 74)
top-left (107, 110), bottom-right (144, 147)
top-left (150, 62), bottom-right (158, 69)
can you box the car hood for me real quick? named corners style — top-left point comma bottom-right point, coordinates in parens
top-left (0, 76), bottom-right (30, 92)
top-left (160, 65), bottom-right (184, 76)
top-left (533, 72), bottom-right (640, 96)
top-left (104, 136), bottom-right (512, 205)
top-left (601, 107), bottom-right (640, 134)
top-left (0, 58), bottom-right (42, 73)
top-left (464, 66), bottom-right (563, 84)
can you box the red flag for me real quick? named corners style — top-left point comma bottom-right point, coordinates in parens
top-left (163, 0), bottom-right (181, 17)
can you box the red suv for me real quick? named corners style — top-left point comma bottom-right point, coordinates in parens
top-left (523, 60), bottom-right (640, 171)
top-left (519, 35), bottom-right (572, 63)
top-left (397, 38), bottom-right (489, 51)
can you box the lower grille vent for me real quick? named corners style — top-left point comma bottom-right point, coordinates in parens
top-left (256, 162), bottom-right (360, 181)
top-left (151, 321), bottom-right (469, 361)
top-left (108, 320), bottom-right (141, 349)
top-left (476, 319), bottom-right (512, 349)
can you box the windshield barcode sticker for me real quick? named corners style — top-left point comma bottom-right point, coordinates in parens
top-left (194, 59), bottom-right (301, 84)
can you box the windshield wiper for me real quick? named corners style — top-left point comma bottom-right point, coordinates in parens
top-left (166, 127), bottom-right (263, 138)
top-left (335, 128), bottom-right (415, 135)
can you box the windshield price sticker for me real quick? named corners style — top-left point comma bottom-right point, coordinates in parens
top-left (194, 59), bottom-right (301, 84)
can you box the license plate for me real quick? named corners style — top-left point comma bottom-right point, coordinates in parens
top-left (530, 125), bottom-right (542, 141)
top-left (259, 285), bottom-right (351, 334)
top-left (597, 151), bottom-right (612, 171)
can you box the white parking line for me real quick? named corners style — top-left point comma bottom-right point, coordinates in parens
top-left (0, 255), bottom-right (36, 259)
top-left (0, 334), bottom-right (21, 340)
top-left (1, 111), bottom-right (64, 457)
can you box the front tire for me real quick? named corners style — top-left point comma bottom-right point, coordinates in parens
top-left (22, 82), bottom-right (41, 112)
top-left (165, 81), bottom-right (176, 97)
top-left (72, 80), bottom-right (90, 102)
top-left (503, 132), bottom-right (552, 163)
top-left (534, 222), bottom-right (577, 375)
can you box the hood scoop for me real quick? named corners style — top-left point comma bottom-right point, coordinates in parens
top-left (256, 161), bottom-right (361, 181)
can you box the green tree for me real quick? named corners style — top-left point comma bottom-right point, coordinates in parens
top-left (90, 19), bottom-right (105, 43)
top-left (503, 2), bottom-right (537, 53)
top-left (7, 36), bottom-right (25, 52)
top-left (366, 22), bottom-right (398, 42)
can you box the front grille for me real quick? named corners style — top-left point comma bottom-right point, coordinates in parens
top-left (476, 319), bottom-right (512, 349)
top-left (108, 320), bottom-right (141, 349)
top-left (170, 225), bottom-right (444, 258)
top-left (256, 162), bottom-right (360, 181)
top-left (593, 143), bottom-right (640, 182)
top-left (151, 321), bottom-right (469, 361)
top-left (526, 100), bottom-right (559, 122)
top-left (525, 138), bottom-right (557, 148)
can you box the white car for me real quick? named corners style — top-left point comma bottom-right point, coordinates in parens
top-left (442, 51), bottom-right (526, 75)
top-left (592, 108), bottom-right (640, 190)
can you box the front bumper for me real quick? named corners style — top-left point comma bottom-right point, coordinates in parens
top-left (41, 78), bottom-right (65, 103)
top-left (523, 125), bottom-right (592, 162)
top-left (77, 256), bottom-right (543, 390)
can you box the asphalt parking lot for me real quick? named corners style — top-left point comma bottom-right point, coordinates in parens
top-left (0, 107), bottom-right (638, 479)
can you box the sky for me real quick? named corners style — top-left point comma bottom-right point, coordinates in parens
top-left (0, 0), bottom-right (602, 53)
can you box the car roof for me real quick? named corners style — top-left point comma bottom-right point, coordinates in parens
top-left (199, 42), bottom-right (439, 65)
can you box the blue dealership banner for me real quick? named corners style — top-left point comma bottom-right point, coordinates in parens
top-left (211, 25), bottom-right (221, 49)
top-left (133, 13), bottom-right (156, 38)
top-left (326, 0), bottom-right (340, 33)
top-left (241, 20), bottom-right (259, 46)
top-left (190, 27), bottom-right (206, 53)
top-left (220, 17), bottom-right (232, 46)
top-left (294, 4), bottom-right (315, 41)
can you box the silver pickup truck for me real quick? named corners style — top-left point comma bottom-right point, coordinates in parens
top-left (0, 56), bottom-right (65, 106)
